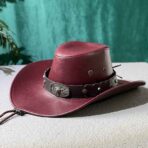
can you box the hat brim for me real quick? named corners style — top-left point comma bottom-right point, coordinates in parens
top-left (10, 60), bottom-right (145, 117)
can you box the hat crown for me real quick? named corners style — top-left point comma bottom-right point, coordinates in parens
top-left (48, 41), bottom-right (113, 85)
top-left (55, 41), bottom-right (107, 57)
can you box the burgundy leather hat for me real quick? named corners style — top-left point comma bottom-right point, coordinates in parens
top-left (0, 41), bottom-right (145, 124)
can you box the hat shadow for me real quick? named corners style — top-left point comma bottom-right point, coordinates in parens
top-left (68, 87), bottom-right (148, 117)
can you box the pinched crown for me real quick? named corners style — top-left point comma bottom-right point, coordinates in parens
top-left (48, 41), bottom-right (113, 85)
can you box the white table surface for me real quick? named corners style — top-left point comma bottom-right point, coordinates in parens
top-left (0, 62), bottom-right (148, 148)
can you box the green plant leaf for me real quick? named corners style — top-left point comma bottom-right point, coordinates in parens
top-left (0, 20), bottom-right (18, 52)
top-left (0, 0), bottom-right (24, 11)
top-left (0, 0), bottom-right (29, 66)
top-left (6, 0), bottom-right (17, 3)
top-left (0, 47), bottom-right (32, 65)
top-left (0, 20), bottom-right (9, 30)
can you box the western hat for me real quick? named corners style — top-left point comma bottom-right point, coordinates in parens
top-left (0, 41), bottom-right (145, 124)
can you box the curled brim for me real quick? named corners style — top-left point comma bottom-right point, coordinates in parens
top-left (10, 60), bottom-right (145, 117)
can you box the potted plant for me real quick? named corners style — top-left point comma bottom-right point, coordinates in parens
top-left (0, 0), bottom-right (32, 74)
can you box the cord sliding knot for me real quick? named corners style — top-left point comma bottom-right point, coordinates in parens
top-left (0, 109), bottom-right (24, 125)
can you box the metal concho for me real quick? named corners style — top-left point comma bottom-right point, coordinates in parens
top-left (43, 70), bottom-right (70, 98)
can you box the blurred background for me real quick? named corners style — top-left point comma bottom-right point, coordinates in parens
top-left (0, 0), bottom-right (148, 65)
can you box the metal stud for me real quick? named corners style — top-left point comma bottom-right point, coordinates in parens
top-left (114, 79), bottom-right (118, 83)
top-left (88, 70), bottom-right (94, 77)
top-left (92, 84), bottom-right (96, 87)
top-left (114, 79), bottom-right (118, 85)
top-left (98, 87), bottom-right (101, 91)
top-left (84, 84), bottom-right (88, 88)
top-left (82, 88), bottom-right (88, 94)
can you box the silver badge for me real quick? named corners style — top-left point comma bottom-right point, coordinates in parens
top-left (44, 75), bottom-right (70, 98)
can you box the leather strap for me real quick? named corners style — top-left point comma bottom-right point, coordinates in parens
top-left (43, 69), bottom-right (118, 98)
top-left (0, 109), bottom-right (24, 125)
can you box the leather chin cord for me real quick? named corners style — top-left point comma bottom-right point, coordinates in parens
top-left (0, 109), bottom-right (25, 125)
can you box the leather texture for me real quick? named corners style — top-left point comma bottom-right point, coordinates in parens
top-left (49, 41), bottom-right (113, 84)
top-left (10, 41), bottom-right (145, 117)
top-left (10, 61), bottom-right (145, 117)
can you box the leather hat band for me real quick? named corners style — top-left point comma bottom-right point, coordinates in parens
top-left (43, 69), bottom-right (118, 98)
